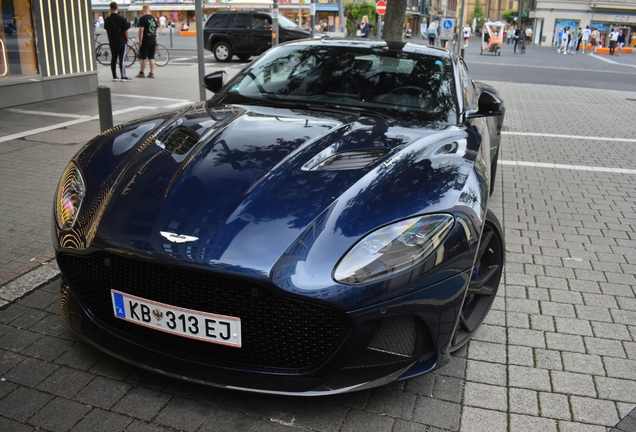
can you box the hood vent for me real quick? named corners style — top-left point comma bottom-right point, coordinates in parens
top-left (159, 126), bottom-right (201, 155)
top-left (302, 149), bottom-right (390, 171)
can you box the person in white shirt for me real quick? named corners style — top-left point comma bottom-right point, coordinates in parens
top-left (159, 15), bottom-right (167, 35)
top-left (581, 25), bottom-right (591, 53)
top-left (463, 25), bottom-right (471, 46)
top-left (560, 27), bottom-right (570, 54)
top-left (609, 28), bottom-right (620, 55)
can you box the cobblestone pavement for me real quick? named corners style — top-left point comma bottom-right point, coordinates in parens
top-left (1, 63), bottom-right (636, 431)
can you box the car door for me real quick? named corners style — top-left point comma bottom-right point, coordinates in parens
top-left (230, 12), bottom-right (251, 53)
top-left (249, 14), bottom-right (273, 55)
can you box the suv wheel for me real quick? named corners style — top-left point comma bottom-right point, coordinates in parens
top-left (213, 41), bottom-right (233, 62)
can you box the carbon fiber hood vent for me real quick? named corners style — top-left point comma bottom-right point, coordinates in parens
top-left (158, 125), bottom-right (201, 155)
top-left (302, 148), bottom-right (391, 171)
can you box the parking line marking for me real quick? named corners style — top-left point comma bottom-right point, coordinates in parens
top-left (164, 101), bottom-right (193, 109)
top-left (503, 131), bottom-right (636, 143)
top-left (113, 94), bottom-right (191, 103)
top-left (6, 109), bottom-right (92, 119)
top-left (0, 106), bottom-right (158, 143)
top-left (588, 53), bottom-right (636, 69)
top-left (500, 160), bottom-right (636, 175)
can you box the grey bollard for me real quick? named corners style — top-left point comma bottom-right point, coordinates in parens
top-left (460, 47), bottom-right (465, 58)
top-left (97, 86), bottom-right (113, 132)
top-left (170, 26), bottom-right (173, 48)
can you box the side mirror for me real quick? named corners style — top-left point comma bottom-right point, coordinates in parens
top-left (466, 90), bottom-right (503, 119)
top-left (203, 71), bottom-right (227, 93)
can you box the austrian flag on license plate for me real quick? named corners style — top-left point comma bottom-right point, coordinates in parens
top-left (110, 290), bottom-right (242, 347)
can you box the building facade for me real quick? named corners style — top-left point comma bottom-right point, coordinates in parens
top-left (1, 0), bottom-right (96, 109)
top-left (530, 0), bottom-right (635, 46)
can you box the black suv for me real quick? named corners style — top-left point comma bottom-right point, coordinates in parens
top-left (204, 11), bottom-right (313, 62)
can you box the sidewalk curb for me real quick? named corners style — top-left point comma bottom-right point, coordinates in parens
top-left (0, 261), bottom-right (60, 308)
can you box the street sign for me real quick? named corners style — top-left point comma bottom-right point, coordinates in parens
top-left (376, 0), bottom-right (386, 16)
top-left (439, 17), bottom-right (455, 40)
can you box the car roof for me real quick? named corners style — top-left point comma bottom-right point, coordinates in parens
top-left (212, 10), bottom-right (271, 16)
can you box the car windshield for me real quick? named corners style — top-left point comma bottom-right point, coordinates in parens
top-left (277, 14), bottom-right (299, 29)
top-left (216, 44), bottom-right (457, 123)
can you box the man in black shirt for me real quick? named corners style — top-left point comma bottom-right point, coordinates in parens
top-left (104, 2), bottom-right (131, 81)
top-left (136, 4), bottom-right (158, 78)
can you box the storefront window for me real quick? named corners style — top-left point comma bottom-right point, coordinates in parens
top-left (1, 0), bottom-right (38, 79)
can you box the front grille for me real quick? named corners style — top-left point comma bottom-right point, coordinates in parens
top-left (58, 253), bottom-right (349, 370)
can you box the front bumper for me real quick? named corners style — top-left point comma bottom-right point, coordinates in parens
top-left (59, 252), bottom-right (469, 395)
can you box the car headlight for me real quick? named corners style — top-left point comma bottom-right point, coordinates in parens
top-left (55, 162), bottom-right (86, 231)
top-left (334, 214), bottom-right (454, 285)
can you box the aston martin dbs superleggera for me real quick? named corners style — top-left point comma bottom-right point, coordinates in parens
top-left (54, 39), bottom-right (505, 395)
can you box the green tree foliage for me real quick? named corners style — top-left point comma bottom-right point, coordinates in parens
top-left (470, 0), bottom-right (485, 29)
top-left (344, 2), bottom-right (378, 36)
top-left (502, 9), bottom-right (528, 24)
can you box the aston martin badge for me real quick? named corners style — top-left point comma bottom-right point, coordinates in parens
top-left (160, 231), bottom-right (199, 243)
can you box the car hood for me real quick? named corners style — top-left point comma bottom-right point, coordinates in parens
top-left (66, 102), bottom-right (483, 308)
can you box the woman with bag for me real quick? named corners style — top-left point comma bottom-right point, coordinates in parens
top-left (359, 15), bottom-right (370, 39)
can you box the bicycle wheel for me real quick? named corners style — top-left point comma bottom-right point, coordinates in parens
top-left (95, 43), bottom-right (111, 66)
top-left (124, 47), bottom-right (137, 67)
top-left (154, 44), bottom-right (170, 67)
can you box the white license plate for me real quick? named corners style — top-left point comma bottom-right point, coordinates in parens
top-left (111, 289), bottom-right (241, 348)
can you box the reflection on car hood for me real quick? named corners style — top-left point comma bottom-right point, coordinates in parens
top-left (78, 102), bottom-right (477, 285)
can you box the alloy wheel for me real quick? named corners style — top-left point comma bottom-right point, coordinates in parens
top-left (449, 209), bottom-right (504, 352)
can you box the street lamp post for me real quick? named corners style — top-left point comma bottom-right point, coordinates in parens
top-left (273, 0), bottom-right (279, 46)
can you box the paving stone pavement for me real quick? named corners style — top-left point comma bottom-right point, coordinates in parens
top-left (1, 66), bottom-right (636, 431)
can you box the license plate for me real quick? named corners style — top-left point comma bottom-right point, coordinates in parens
top-left (110, 290), bottom-right (241, 348)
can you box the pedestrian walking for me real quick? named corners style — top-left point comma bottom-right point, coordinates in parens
top-left (608, 28), bottom-right (619, 55)
top-left (617, 30), bottom-right (625, 56)
top-left (506, 28), bottom-right (512, 44)
top-left (404, 23), bottom-right (412, 39)
top-left (513, 26), bottom-right (522, 53)
top-left (559, 27), bottom-right (569, 54)
top-left (359, 15), bottom-right (371, 39)
top-left (159, 15), bottom-right (167, 35)
top-left (136, 4), bottom-right (157, 78)
top-left (581, 25), bottom-right (591, 53)
top-left (570, 26), bottom-right (580, 53)
top-left (104, 1), bottom-right (131, 82)
top-left (590, 28), bottom-right (599, 53)
top-left (462, 24), bottom-right (471, 46)
top-left (427, 23), bottom-right (437, 45)
top-left (525, 26), bottom-right (533, 44)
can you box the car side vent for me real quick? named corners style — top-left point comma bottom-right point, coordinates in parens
top-left (302, 149), bottom-right (390, 171)
top-left (161, 126), bottom-right (200, 155)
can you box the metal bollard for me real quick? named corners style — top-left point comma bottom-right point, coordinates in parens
top-left (170, 26), bottom-right (173, 48)
top-left (460, 47), bottom-right (465, 58)
top-left (97, 86), bottom-right (113, 132)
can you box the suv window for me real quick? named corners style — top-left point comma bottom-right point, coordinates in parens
top-left (206, 14), bottom-right (229, 29)
top-left (252, 15), bottom-right (270, 30)
top-left (234, 13), bottom-right (250, 29)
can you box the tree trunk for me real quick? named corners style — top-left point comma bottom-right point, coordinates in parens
top-left (382, 0), bottom-right (409, 41)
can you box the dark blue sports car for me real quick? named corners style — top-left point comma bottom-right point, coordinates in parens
top-left (54, 39), bottom-right (505, 395)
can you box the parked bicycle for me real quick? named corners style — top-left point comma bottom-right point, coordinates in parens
top-left (95, 35), bottom-right (170, 67)
top-left (94, 34), bottom-right (113, 66)
top-left (125, 37), bottom-right (170, 67)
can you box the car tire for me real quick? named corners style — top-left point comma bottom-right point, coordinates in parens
top-left (448, 209), bottom-right (504, 352)
top-left (237, 54), bottom-right (251, 61)
top-left (213, 41), bottom-right (233, 62)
